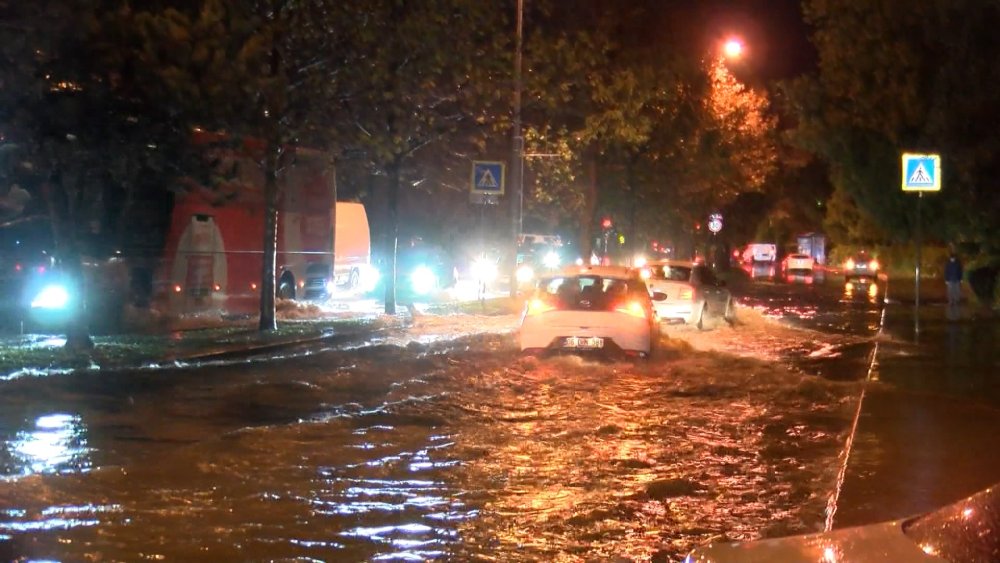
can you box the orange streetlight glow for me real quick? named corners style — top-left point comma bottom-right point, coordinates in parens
top-left (723, 38), bottom-right (743, 59)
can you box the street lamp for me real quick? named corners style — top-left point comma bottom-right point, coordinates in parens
top-left (509, 0), bottom-right (524, 298)
top-left (723, 38), bottom-right (743, 60)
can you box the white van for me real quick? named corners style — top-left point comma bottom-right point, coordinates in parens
top-left (742, 243), bottom-right (777, 263)
top-left (303, 202), bottom-right (372, 300)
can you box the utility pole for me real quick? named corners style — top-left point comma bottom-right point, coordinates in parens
top-left (508, 0), bottom-right (524, 299)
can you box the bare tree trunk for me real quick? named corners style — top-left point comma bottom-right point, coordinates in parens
top-left (258, 141), bottom-right (280, 332)
top-left (46, 171), bottom-right (93, 351)
top-left (328, 153), bottom-right (338, 288)
top-left (580, 151), bottom-right (599, 259)
top-left (383, 158), bottom-right (400, 315)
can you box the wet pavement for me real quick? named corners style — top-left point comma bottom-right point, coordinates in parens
top-left (0, 269), bottom-right (992, 561)
top-left (832, 298), bottom-right (1000, 529)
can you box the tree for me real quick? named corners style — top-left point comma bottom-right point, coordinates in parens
top-left (334, 0), bottom-right (508, 314)
top-left (126, 0), bottom-right (355, 330)
top-left (787, 0), bottom-right (1000, 261)
top-left (0, 0), bottom-right (212, 349)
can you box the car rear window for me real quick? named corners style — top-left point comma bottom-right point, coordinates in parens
top-left (537, 275), bottom-right (644, 309)
top-left (650, 265), bottom-right (691, 282)
top-left (902, 485), bottom-right (1000, 562)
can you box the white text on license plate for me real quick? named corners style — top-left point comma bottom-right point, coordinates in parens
top-left (564, 336), bottom-right (604, 349)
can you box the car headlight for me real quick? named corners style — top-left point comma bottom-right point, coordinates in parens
top-left (410, 265), bottom-right (438, 295)
top-left (633, 255), bottom-right (647, 268)
top-left (516, 265), bottom-right (535, 283)
top-left (471, 257), bottom-right (498, 282)
top-left (542, 251), bottom-right (560, 269)
top-left (31, 284), bottom-right (70, 310)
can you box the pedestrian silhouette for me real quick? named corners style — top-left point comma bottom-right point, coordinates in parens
top-left (944, 251), bottom-right (963, 319)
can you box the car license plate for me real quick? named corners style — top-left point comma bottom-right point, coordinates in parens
top-left (564, 336), bottom-right (604, 349)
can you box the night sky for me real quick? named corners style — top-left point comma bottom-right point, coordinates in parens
top-left (620, 0), bottom-right (816, 83)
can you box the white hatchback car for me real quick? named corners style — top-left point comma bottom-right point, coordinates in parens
top-left (643, 260), bottom-right (735, 329)
top-left (519, 265), bottom-right (661, 358)
top-left (781, 253), bottom-right (815, 273)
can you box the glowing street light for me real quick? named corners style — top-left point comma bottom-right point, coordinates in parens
top-left (723, 38), bottom-right (743, 60)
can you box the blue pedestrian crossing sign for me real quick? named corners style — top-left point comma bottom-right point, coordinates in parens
top-left (901, 153), bottom-right (941, 192)
top-left (471, 161), bottom-right (505, 195)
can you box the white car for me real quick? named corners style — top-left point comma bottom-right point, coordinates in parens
top-left (742, 243), bottom-right (777, 263)
top-left (782, 253), bottom-right (815, 273)
top-left (643, 260), bottom-right (735, 329)
top-left (519, 265), bottom-right (661, 358)
top-left (685, 482), bottom-right (999, 562)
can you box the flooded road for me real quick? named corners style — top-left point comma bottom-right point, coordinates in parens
top-left (0, 273), bottom-right (886, 561)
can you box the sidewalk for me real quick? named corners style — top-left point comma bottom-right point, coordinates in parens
top-left (832, 292), bottom-right (1000, 528)
top-left (0, 297), bottom-right (522, 380)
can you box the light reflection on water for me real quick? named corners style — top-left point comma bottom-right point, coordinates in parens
top-left (0, 330), bottom-right (863, 561)
top-left (4, 413), bottom-right (92, 478)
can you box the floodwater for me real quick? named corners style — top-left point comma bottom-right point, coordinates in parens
top-left (0, 273), bottom-right (893, 561)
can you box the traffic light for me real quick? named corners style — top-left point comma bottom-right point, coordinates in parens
top-left (601, 217), bottom-right (612, 229)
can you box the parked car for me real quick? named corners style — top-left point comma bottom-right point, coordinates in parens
top-left (685, 481), bottom-right (1000, 562)
top-left (643, 260), bottom-right (736, 329)
top-left (519, 265), bottom-right (661, 358)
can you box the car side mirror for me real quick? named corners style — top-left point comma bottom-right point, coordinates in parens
top-left (652, 291), bottom-right (668, 301)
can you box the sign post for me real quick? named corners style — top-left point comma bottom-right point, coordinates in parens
top-left (901, 152), bottom-right (941, 336)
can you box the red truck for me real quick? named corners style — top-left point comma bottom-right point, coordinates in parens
top-left (156, 141), bottom-right (371, 314)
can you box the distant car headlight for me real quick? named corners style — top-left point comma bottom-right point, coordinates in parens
top-left (516, 265), bottom-right (535, 283)
top-left (634, 255), bottom-right (647, 268)
top-left (471, 257), bottom-right (498, 283)
top-left (410, 265), bottom-right (438, 295)
top-left (542, 251), bottom-right (560, 269)
top-left (31, 284), bottom-right (70, 310)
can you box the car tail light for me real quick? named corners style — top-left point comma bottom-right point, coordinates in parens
top-left (526, 298), bottom-right (556, 316)
top-left (869, 260), bottom-right (879, 271)
top-left (14, 263), bottom-right (22, 272)
top-left (679, 288), bottom-right (694, 301)
top-left (173, 284), bottom-right (182, 293)
top-left (614, 300), bottom-right (647, 319)
top-left (845, 258), bottom-right (855, 269)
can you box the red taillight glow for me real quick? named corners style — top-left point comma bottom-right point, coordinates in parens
top-left (14, 263), bottom-right (22, 272)
top-left (36, 266), bottom-right (46, 274)
top-left (173, 284), bottom-right (182, 293)
top-left (526, 298), bottom-right (556, 316)
top-left (614, 300), bottom-right (647, 319)
top-left (679, 288), bottom-right (694, 301)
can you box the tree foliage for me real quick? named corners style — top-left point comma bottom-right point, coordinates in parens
top-left (787, 0), bottom-right (1000, 259)
top-left (1, 0), bottom-right (212, 348)
top-left (332, 0), bottom-right (508, 314)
